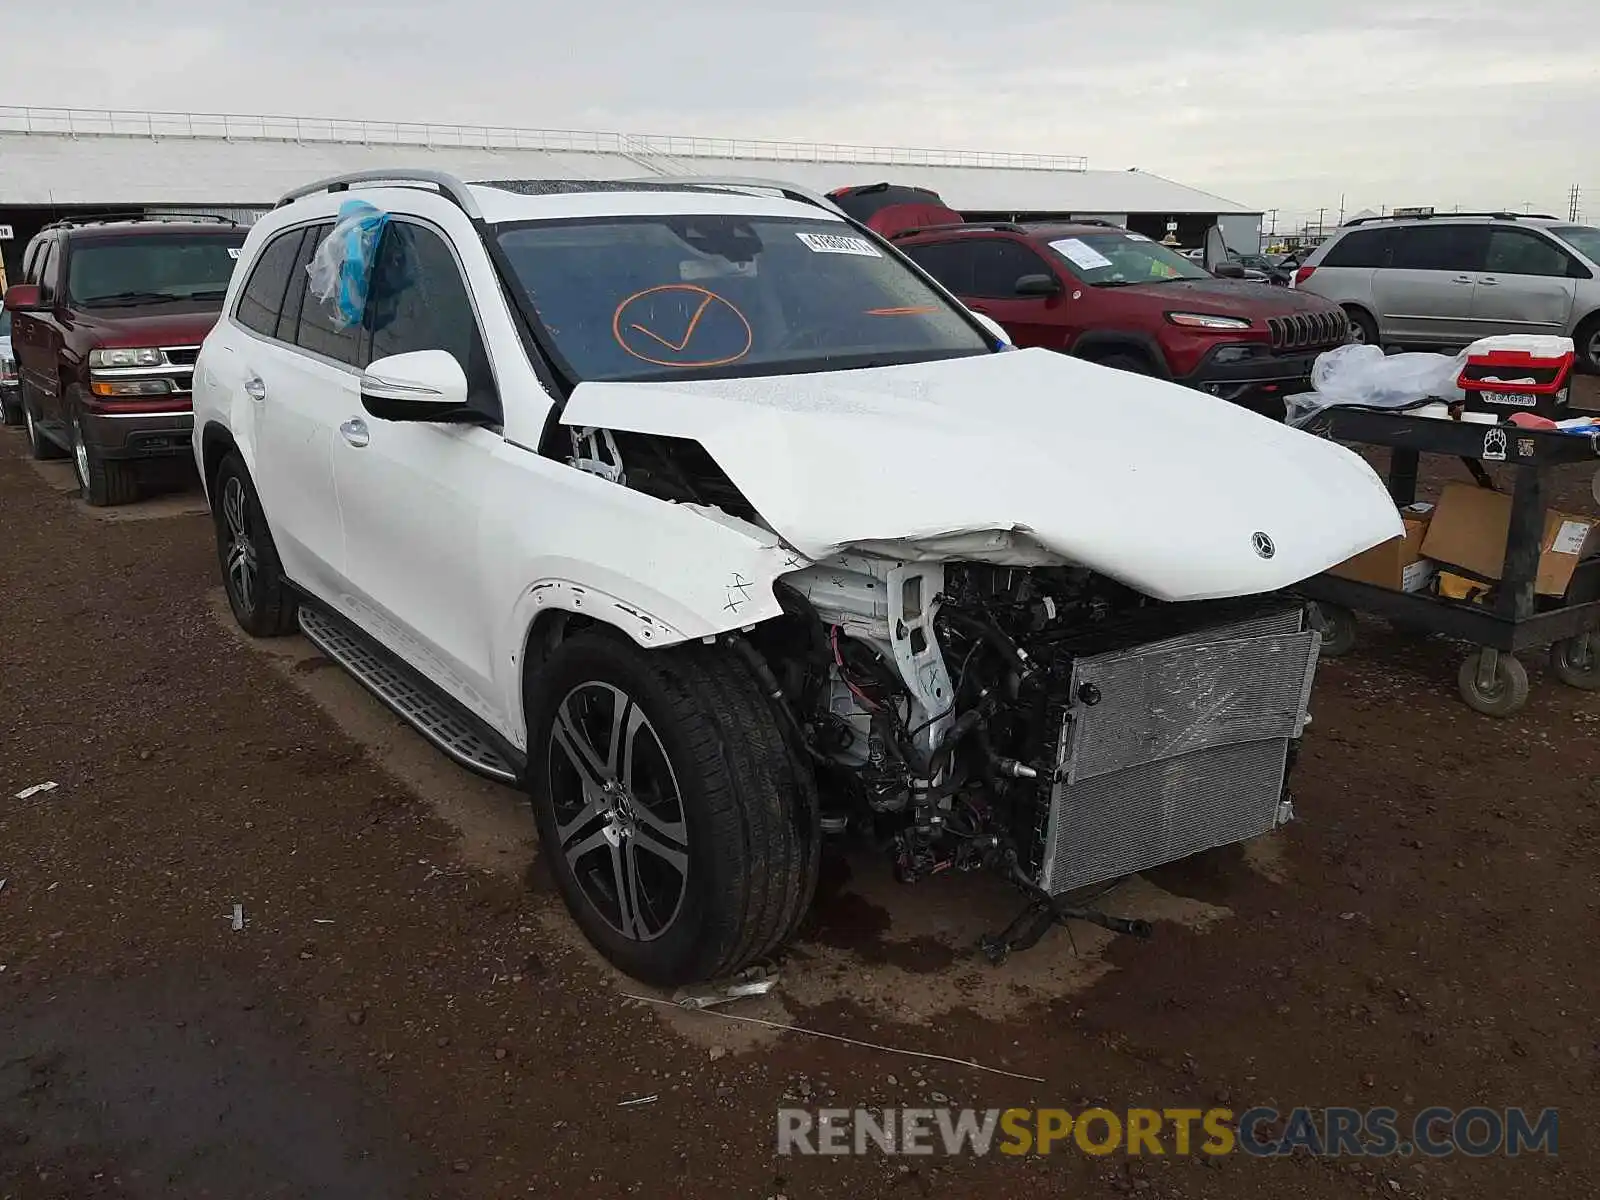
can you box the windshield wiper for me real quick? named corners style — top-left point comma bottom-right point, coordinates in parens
top-left (180, 289), bottom-right (229, 301)
top-left (78, 290), bottom-right (179, 307)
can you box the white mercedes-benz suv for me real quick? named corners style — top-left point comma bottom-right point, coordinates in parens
top-left (193, 170), bottom-right (1400, 984)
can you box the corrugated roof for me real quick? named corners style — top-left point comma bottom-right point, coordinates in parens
top-left (0, 106), bottom-right (1256, 216)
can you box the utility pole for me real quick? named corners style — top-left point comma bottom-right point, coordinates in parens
top-left (1338, 194), bottom-right (1345, 226)
top-left (1316, 207), bottom-right (1326, 236)
top-left (1570, 184), bottom-right (1583, 222)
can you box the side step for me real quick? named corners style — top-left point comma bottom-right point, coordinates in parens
top-left (297, 604), bottom-right (521, 785)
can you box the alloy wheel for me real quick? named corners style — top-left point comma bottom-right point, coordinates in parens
top-left (1587, 327), bottom-right (1600, 368)
top-left (221, 475), bottom-right (258, 618)
top-left (71, 417), bottom-right (90, 488)
top-left (547, 682), bottom-right (689, 942)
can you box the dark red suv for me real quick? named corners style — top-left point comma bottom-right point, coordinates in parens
top-left (4, 215), bottom-right (247, 504)
top-left (892, 221), bottom-right (1350, 411)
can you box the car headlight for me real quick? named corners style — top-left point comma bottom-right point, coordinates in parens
top-left (1165, 312), bottom-right (1254, 330)
top-left (89, 347), bottom-right (163, 368)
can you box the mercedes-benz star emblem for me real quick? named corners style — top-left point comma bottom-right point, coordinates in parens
top-left (1251, 532), bottom-right (1276, 559)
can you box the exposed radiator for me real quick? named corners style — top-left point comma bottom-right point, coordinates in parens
top-left (1034, 605), bottom-right (1320, 896)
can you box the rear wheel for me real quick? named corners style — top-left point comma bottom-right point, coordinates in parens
top-left (69, 411), bottom-right (140, 507)
top-left (1343, 306), bottom-right (1379, 347)
top-left (1574, 314), bottom-right (1600, 375)
top-left (525, 633), bottom-right (818, 986)
top-left (212, 453), bottom-right (299, 636)
top-left (23, 397), bottom-right (66, 461)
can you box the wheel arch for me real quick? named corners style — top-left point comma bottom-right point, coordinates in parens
top-left (1068, 330), bottom-right (1172, 377)
top-left (199, 420), bottom-right (242, 507)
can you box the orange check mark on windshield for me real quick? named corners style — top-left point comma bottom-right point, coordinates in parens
top-left (631, 292), bottom-right (716, 352)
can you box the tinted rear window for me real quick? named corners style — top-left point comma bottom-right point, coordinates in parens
top-left (1388, 224), bottom-right (1487, 272)
top-left (1321, 227), bottom-right (1394, 268)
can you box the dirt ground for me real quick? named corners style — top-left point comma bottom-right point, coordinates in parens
top-left (1, 384), bottom-right (1597, 1199)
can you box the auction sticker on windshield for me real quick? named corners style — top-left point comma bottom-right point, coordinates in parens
top-left (1050, 238), bottom-right (1114, 271)
top-left (796, 232), bottom-right (882, 257)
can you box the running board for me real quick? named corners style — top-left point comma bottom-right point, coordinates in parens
top-left (297, 605), bottom-right (522, 785)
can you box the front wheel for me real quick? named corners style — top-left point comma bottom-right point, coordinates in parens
top-left (1550, 635), bottom-right (1600, 690)
top-left (1574, 314), bottom-right (1600, 376)
top-left (211, 453), bottom-right (299, 637)
top-left (69, 411), bottom-right (141, 507)
top-left (1457, 649), bottom-right (1529, 717)
top-left (525, 633), bottom-right (819, 986)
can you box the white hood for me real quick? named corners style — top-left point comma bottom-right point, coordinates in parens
top-left (561, 348), bottom-right (1402, 602)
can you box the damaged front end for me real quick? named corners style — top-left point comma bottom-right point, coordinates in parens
top-left (762, 551), bottom-right (1322, 957)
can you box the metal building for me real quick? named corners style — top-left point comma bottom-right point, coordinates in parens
top-left (0, 106), bottom-right (1264, 279)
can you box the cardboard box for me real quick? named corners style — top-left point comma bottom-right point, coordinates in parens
top-left (1419, 483), bottom-right (1600, 598)
top-left (1329, 503), bottom-right (1435, 592)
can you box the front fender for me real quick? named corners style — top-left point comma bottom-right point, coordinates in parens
top-left (484, 458), bottom-right (805, 749)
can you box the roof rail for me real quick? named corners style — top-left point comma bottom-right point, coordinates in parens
top-left (42, 211), bottom-right (238, 231)
top-left (276, 169), bottom-right (482, 219)
top-left (613, 175), bottom-right (849, 218)
top-left (1344, 210), bottom-right (1559, 227)
top-left (886, 221), bottom-right (1026, 240)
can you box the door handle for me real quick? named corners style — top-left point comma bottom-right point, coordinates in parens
top-left (339, 417), bottom-right (370, 448)
top-left (1479, 276), bottom-right (1498, 286)
top-left (243, 374), bottom-right (266, 401)
top-left (968, 303), bottom-right (993, 314)
top-left (1451, 276), bottom-right (1474, 285)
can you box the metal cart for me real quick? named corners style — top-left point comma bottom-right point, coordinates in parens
top-left (1294, 404), bottom-right (1600, 716)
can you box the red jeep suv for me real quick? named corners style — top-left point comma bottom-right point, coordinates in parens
top-left (4, 215), bottom-right (248, 504)
top-left (894, 221), bottom-right (1349, 412)
top-left (827, 184), bottom-right (1350, 413)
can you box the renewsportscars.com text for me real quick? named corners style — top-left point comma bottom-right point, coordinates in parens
top-left (777, 1106), bottom-right (1559, 1159)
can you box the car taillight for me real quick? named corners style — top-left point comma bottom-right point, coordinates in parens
top-left (1294, 265), bottom-right (1317, 286)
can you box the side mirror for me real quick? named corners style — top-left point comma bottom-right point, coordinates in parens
top-left (968, 311), bottom-right (1013, 348)
top-left (1213, 261), bottom-right (1247, 279)
top-left (360, 350), bottom-right (473, 422)
top-left (3, 284), bottom-right (44, 313)
top-left (1014, 273), bottom-right (1062, 297)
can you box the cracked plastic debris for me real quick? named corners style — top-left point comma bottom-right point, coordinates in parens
top-left (671, 964), bottom-right (779, 1010)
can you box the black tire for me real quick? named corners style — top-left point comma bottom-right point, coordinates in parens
top-left (69, 411), bottom-right (140, 507)
top-left (1343, 306), bottom-right (1379, 348)
top-left (23, 396), bottom-right (66, 461)
top-left (1574, 313), bottom-right (1600, 376)
top-left (525, 632), bottom-right (819, 986)
top-left (1315, 603), bottom-right (1358, 657)
top-left (1549, 635), bottom-right (1600, 691)
top-left (1092, 352), bottom-right (1157, 376)
top-left (212, 453), bottom-right (299, 637)
top-left (0, 393), bottom-right (21, 428)
top-left (1457, 650), bottom-right (1529, 718)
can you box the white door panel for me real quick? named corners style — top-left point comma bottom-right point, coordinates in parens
top-left (333, 417), bottom-right (500, 727)
top-left (251, 344), bottom-right (351, 603)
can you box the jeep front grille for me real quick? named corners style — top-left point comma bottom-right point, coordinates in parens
top-left (1267, 310), bottom-right (1347, 352)
top-left (1034, 605), bottom-right (1320, 896)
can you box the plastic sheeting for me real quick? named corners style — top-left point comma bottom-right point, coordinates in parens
top-left (1286, 344), bottom-right (1467, 427)
top-left (307, 198), bottom-right (391, 329)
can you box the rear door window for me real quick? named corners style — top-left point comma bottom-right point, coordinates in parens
top-left (900, 242), bottom-right (978, 294)
top-left (1388, 224), bottom-right (1488, 272)
top-left (1484, 228), bottom-right (1574, 278)
top-left (293, 225), bottom-right (366, 367)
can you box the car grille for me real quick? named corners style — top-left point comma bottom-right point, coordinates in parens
top-left (1267, 310), bottom-right (1347, 352)
top-left (162, 346), bottom-right (201, 366)
top-left (1032, 604), bottom-right (1320, 896)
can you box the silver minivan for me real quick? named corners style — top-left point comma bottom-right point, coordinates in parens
top-left (1297, 214), bottom-right (1600, 372)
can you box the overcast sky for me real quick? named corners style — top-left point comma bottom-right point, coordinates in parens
top-left (4, 1), bottom-right (1594, 227)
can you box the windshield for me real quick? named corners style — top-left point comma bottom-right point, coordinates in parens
top-left (67, 232), bottom-right (247, 307)
top-left (495, 214), bottom-right (989, 382)
top-left (1551, 226), bottom-right (1600, 264)
top-left (1045, 232), bottom-right (1211, 286)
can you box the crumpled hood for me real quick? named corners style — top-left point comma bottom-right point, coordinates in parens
top-left (561, 348), bottom-right (1402, 602)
